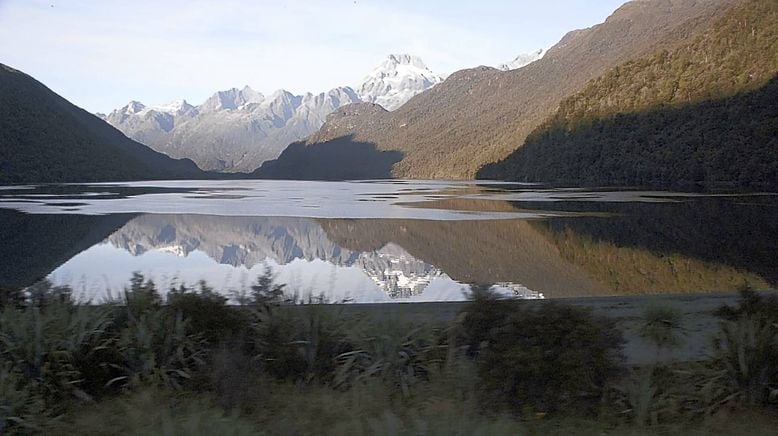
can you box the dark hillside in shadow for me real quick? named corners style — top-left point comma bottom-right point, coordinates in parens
top-left (0, 63), bottom-right (207, 183)
top-left (252, 135), bottom-right (403, 180)
top-left (479, 75), bottom-right (778, 190)
top-left (480, 0), bottom-right (778, 189)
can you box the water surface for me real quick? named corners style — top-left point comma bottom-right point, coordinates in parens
top-left (1, 180), bottom-right (775, 303)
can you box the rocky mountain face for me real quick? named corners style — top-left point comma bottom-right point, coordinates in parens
top-left (104, 55), bottom-right (443, 172)
top-left (305, 0), bottom-right (739, 180)
top-left (356, 54), bottom-right (444, 110)
top-left (0, 64), bottom-right (205, 184)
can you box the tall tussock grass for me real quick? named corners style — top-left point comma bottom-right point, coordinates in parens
top-left (2, 278), bottom-right (778, 434)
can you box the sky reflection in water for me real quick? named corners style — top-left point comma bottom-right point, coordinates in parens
top-left (0, 180), bottom-right (775, 303)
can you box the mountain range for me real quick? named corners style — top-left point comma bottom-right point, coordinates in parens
top-left (304, 0), bottom-right (742, 179)
top-left (102, 54), bottom-right (447, 172)
top-left (102, 51), bottom-right (546, 173)
top-left (3, 0), bottom-right (774, 189)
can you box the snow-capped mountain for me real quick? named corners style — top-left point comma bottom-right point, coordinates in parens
top-left (498, 49), bottom-right (545, 71)
top-left (104, 54), bottom-right (442, 172)
top-left (356, 54), bottom-right (445, 111)
top-left (199, 86), bottom-right (264, 113)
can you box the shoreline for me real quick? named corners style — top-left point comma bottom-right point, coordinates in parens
top-left (306, 291), bottom-right (778, 365)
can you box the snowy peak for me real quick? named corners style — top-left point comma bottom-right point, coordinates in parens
top-left (498, 49), bottom-right (545, 71)
top-left (122, 100), bottom-right (146, 115)
top-left (356, 54), bottom-right (444, 111)
top-left (386, 54), bottom-right (429, 70)
top-left (149, 99), bottom-right (196, 116)
top-left (201, 86), bottom-right (265, 112)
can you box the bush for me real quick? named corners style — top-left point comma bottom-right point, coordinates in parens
top-left (254, 305), bottom-right (352, 384)
top-left (167, 281), bottom-right (251, 346)
top-left (0, 289), bottom-right (114, 432)
top-left (714, 287), bottom-right (778, 322)
top-left (335, 318), bottom-right (442, 397)
top-left (113, 308), bottom-right (207, 390)
top-left (711, 289), bottom-right (778, 407)
top-left (463, 298), bottom-right (624, 414)
top-left (639, 303), bottom-right (685, 362)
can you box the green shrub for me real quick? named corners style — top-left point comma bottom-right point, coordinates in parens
top-left (713, 316), bottom-right (778, 406)
top-left (112, 307), bottom-right (207, 390)
top-left (335, 318), bottom-right (443, 397)
top-left (0, 291), bottom-right (115, 432)
top-left (639, 303), bottom-right (685, 362)
top-left (714, 287), bottom-right (778, 322)
top-left (711, 288), bottom-right (778, 406)
top-left (253, 305), bottom-right (352, 384)
top-left (0, 362), bottom-right (48, 434)
top-left (458, 285), bottom-right (516, 358)
top-left (466, 300), bottom-right (624, 415)
top-left (167, 281), bottom-right (251, 346)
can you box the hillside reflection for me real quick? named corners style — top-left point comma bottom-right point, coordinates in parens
top-left (2, 183), bottom-right (775, 301)
top-left (50, 214), bottom-right (542, 302)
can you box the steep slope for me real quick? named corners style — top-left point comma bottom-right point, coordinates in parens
top-left (480, 0), bottom-right (778, 189)
top-left (105, 54), bottom-right (441, 173)
top-left (0, 64), bottom-right (205, 183)
top-left (308, 0), bottom-right (737, 179)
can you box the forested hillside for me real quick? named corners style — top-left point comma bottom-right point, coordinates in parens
top-left (306, 0), bottom-right (736, 179)
top-left (480, 0), bottom-right (778, 189)
top-left (0, 64), bottom-right (206, 183)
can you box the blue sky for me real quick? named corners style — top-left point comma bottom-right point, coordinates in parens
top-left (0, 0), bottom-right (627, 113)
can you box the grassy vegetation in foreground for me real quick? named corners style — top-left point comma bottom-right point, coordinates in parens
top-left (1, 276), bottom-right (778, 434)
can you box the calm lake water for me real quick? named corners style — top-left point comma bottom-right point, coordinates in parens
top-left (1, 180), bottom-right (776, 303)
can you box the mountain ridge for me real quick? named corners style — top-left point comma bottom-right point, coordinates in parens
top-left (0, 63), bottom-right (207, 183)
top-left (104, 54), bottom-right (444, 172)
top-left (304, 0), bottom-right (738, 180)
top-left (479, 0), bottom-right (778, 189)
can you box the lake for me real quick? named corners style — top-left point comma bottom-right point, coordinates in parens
top-left (0, 180), bottom-right (775, 303)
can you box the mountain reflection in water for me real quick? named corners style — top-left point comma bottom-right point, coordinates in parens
top-left (47, 214), bottom-right (542, 303)
top-left (0, 180), bottom-right (775, 301)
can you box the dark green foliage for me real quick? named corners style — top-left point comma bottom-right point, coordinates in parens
top-left (481, 0), bottom-right (778, 190)
top-left (712, 288), bottom-right (778, 406)
top-left (715, 286), bottom-right (778, 322)
top-left (254, 305), bottom-right (352, 384)
top-left (7, 276), bottom-right (778, 433)
top-left (0, 287), bottom-right (25, 309)
top-left (460, 291), bottom-right (624, 415)
top-left (249, 266), bottom-right (287, 307)
top-left (334, 318), bottom-right (444, 397)
top-left (167, 281), bottom-right (250, 346)
top-left (458, 285), bottom-right (515, 358)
